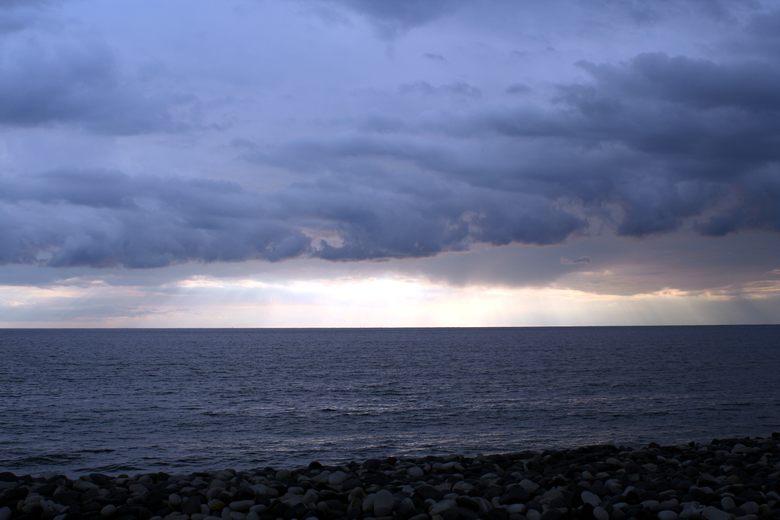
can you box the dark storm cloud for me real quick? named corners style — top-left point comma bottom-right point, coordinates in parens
top-left (1, 0), bottom-right (779, 274)
top-left (0, 167), bottom-right (584, 268)
top-left (405, 52), bottom-right (780, 238)
top-left (0, 171), bottom-right (310, 267)
top-left (0, 34), bottom-right (184, 134)
top-left (574, 53), bottom-right (780, 112)
top-left (252, 44), bottom-right (780, 247)
top-left (553, 53), bottom-right (780, 235)
top-left (292, 182), bottom-right (584, 261)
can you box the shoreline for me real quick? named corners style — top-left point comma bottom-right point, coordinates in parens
top-left (1, 435), bottom-right (778, 519)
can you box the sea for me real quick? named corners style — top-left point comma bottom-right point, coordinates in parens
top-left (1, 326), bottom-right (779, 476)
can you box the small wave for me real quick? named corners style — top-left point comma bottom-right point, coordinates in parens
top-left (319, 407), bottom-right (381, 417)
top-left (76, 463), bottom-right (142, 473)
top-left (3, 452), bottom-right (83, 467)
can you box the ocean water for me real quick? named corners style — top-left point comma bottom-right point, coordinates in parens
top-left (1, 326), bottom-right (779, 476)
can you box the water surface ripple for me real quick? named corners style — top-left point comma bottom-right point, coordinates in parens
top-left (1, 326), bottom-right (779, 475)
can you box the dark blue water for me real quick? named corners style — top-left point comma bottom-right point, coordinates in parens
top-left (1, 326), bottom-right (779, 476)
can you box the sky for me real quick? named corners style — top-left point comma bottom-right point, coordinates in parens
top-left (1, 0), bottom-right (779, 327)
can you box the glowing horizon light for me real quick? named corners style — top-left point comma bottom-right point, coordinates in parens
top-left (2, 271), bottom-right (778, 328)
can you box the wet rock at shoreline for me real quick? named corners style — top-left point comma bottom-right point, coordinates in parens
top-left (1, 436), bottom-right (780, 519)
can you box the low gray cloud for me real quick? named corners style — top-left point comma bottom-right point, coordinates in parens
top-left (729, 8), bottom-right (780, 58)
top-left (0, 171), bottom-right (309, 267)
top-left (247, 44), bottom-right (778, 254)
top-left (399, 81), bottom-right (481, 99)
top-left (560, 256), bottom-right (591, 265)
top-left (0, 0), bottom-right (778, 296)
top-left (0, 30), bottom-right (186, 134)
top-left (0, 0), bottom-right (51, 34)
top-left (506, 83), bottom-right (532, 95)
top-left (317, 0), bottom-right (761, 36)
top-left (423, 53), bottom-right (447, 63)
top-left (574, 53), bottom-right (780, 112)
top-left (317, 0), bottom-right (464, 37)
top-left (611, 0), bottom-right (759, 24)
top-left (0, 167), bottom-right (585, 268)
top-left (394, 54), bottom-right (780, 239)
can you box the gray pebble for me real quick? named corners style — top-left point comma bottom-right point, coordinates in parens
top-left (520, 479), bottom-right (540, 493)
top-left (593, 506), bottom-right (609, 520)
top-left (582, 490), bottom-right (601, 507)
top-left (430, 498), bottom-right (456, 515)
top-left (407, 466), bottom-right (425, 479)
top-left (229, 500), bottom-right (254, 512)
top-left (703, 506), bottom-right (731, 520)
top-left (327, 471), bottom-right (347, 486)
top-left (373, 489), bottom-right (395, 517)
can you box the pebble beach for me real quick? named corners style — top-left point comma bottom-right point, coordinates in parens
top-left (2, 435), bottom-right (780, 520)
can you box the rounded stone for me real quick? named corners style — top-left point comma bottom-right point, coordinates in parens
top-left (398, 497), bottom-right (416, 516)
top-left (208, 499), bottom-right (225, 511)
top-left (100, 504), bottom-right (117, 517)
top-left (453, 481), bottom-right (474, 493)
top-left (702, 506), bottom-right (730, 520)
top-left (520, 479), bottom-right (540, 493)
top-left (582, 491), bottom-right (601, 507)
top-left (229, 500), bottom-right (255, 512)
top-left (302, 489), bottom-right (319, 504)
top-left (275, 470), bottom-right (292, 481)
top-left (182, 496), bottom-right (203, 515)
top-left (328, 471), bottom-right (347, 486)
top-left (407, 466), bottom-right (424, 479)
top-left (540, 488), bottom-right (565, 507)
top-left (429, 499), bottom-right (456, 515)
top-left (373, 489), bottom-right (395, 517)
top-left (593, 506), bottom-right (609, 520)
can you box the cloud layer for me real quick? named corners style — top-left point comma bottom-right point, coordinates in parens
top-left (0, 0), bottom-right (777, 296)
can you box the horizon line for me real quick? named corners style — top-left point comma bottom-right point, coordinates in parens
top-left (1, 323), bottom-right (778, 331)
